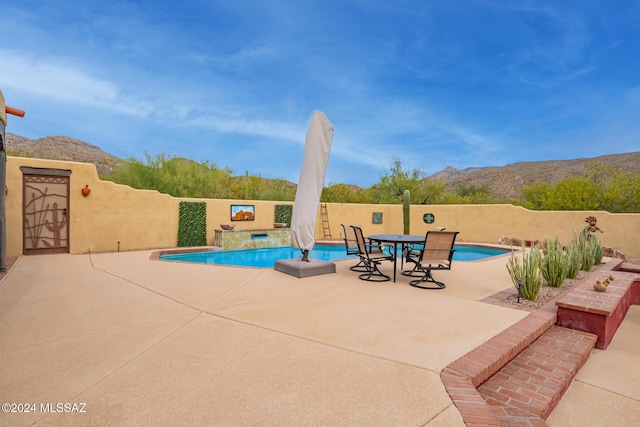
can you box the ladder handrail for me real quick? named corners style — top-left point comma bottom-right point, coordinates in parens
top-left (320, 204), bottom-right (332, 239)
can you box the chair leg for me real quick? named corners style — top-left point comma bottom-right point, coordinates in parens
top-left (401, 260), bottom-right (423, 277)
top-left (358, 260), bottom-right (391, 282)
top-left (409, 270), bottom-right (446, 289)
top-left (400, 249), bottom-right (422, 277)
top-left (349, 259), bottom-right (369, 272)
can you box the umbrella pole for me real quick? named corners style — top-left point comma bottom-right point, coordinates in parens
top-left (301, 249), bottom-right (309, 262)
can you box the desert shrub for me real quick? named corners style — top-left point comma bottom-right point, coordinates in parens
top-left (566, 229), bottom-right (606, 273)
top-left (506, 245), bottom-right (543, 301)
top-left (568, 229), bottom-right (595, 271)
top-left (564, 244), bottom-right (581, 279)
top-left (540, 238), bottom-right (567, 288)
top-left (588, 234), bottom-right (604, 267)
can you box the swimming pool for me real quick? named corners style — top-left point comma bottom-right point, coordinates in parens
top-left (159, 245), bottom-right (508, 268)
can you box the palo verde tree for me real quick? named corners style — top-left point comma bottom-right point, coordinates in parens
top-left (368, 157), bottom-right (424, 204)
top-left (321, 183), bottom-right (371, 203)
top-left (585, 162), bottom-right (640, 212)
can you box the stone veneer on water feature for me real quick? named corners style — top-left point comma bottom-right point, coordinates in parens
top-left (213, 228), bottom-right (290, 250)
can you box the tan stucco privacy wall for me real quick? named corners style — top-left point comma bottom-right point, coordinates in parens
top-left (5, 156), bottom-right (640, 257)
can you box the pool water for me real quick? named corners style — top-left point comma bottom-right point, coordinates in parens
top-left (160, 245), bottom-right (508, 268)
top-left (452, 245), bottom-right (508, 261)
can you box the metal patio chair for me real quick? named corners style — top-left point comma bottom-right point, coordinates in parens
top-left (350, 225), bottom-right (394, 282)
top-left (407, 231), bottom-right (459, 289)
top-left (341, 223), bottom-right (387, 272)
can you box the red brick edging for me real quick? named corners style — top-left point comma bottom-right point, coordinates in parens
top-left (441, 310), bottom-right (600, 426)
top-left (440, 260), bottom-right (636, 426)
top-left (441, 311), bottom-right (556, 426)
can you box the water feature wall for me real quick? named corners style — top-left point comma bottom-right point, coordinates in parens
top-left (214, 228), bottom-right (290, 250)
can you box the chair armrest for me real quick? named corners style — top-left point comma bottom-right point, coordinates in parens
top-left (365, 239), bottom-right (385, 254)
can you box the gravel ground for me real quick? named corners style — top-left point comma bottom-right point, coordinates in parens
top-left (505, 256), bottom-right (639, 309)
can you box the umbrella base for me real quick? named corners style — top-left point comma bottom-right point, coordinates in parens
top-left (274, 258), bottom-right (336, 278)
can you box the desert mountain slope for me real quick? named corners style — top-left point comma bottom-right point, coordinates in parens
top-left (430, 152), bottom-right (640, 199)
top-left (5, 133), bottom-right (121, 175)
top-left (5, 132), bottom-right (640, 199)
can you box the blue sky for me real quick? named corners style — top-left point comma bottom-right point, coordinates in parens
top-left (1, 1), bottom-right (639, 187)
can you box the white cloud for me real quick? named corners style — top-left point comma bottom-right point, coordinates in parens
top-left (0, 49), bottom-right (151, 117)
top-left (0, 49), bottom-right (308, 142)
top-left (2, 51), bottom-right (115, 102)
top-left (184, 113), bottom-right (305, 143)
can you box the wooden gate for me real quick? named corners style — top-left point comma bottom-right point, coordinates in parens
top-left (22, 168), bottom-right (71, 255)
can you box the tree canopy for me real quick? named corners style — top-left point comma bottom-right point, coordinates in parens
top-left (521, 162), bottom-right (640, 213)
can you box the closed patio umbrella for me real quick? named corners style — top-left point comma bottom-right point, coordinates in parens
top-left (290, 111), bottom-right (334, 261)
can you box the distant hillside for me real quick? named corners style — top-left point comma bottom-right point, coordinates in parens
top-left (429, 152), bottom-right (640, 200)
top-left (6, 132), bottom-right (640, 200)
top-left (4, 133), bottom-right (296, 192)
top-left (430, 166), bottom-right (487, 181)
top-left (5, 133), bottom-right (122, 175)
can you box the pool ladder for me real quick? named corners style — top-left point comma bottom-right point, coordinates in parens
top-left (321, 204), bottom-right (332, 239)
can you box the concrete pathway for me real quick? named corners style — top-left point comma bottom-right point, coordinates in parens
top-left (0, 251), bottom-right (637, 426)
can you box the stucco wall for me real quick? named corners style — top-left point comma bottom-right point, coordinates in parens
top-left (7, 157), bottom-right (179, 254)
top-left (6, 157), bottom-right (640, 257)
top-left (321, 204), bottom-right (639, 257)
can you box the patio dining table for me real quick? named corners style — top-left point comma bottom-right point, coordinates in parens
top-left (368, 234), bottom-right (424, 282)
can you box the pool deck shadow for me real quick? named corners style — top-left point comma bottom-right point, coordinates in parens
top-left (0, 251), bottom-right (638, 426)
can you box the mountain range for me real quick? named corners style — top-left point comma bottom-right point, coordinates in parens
top-left (5, 133), bottom-right (121, 176)
top-left (432, 153), bottom-right (640, 199)
top-left (6, 132), bottom-right (640, 200)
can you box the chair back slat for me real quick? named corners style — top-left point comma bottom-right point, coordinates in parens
top-left (341, 223), bottom-right (361, 255)
top-left (408, 230), bottom-right (459, 289)
top-left (350, 225), bottom-right (369, 257)
top-left (419, 231), bottom-right (459, 264)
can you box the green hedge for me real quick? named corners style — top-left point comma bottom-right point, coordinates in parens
top-left (178, 201), bottom-right (207, 247)
top-left (275, 204), bottom-right (293, 226)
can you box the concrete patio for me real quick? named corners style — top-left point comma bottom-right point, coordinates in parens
top-left (0, 251), bottom-right (638, 426)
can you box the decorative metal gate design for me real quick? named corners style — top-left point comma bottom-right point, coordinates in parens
top-left (23, 172), bottom-right (70, 254)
